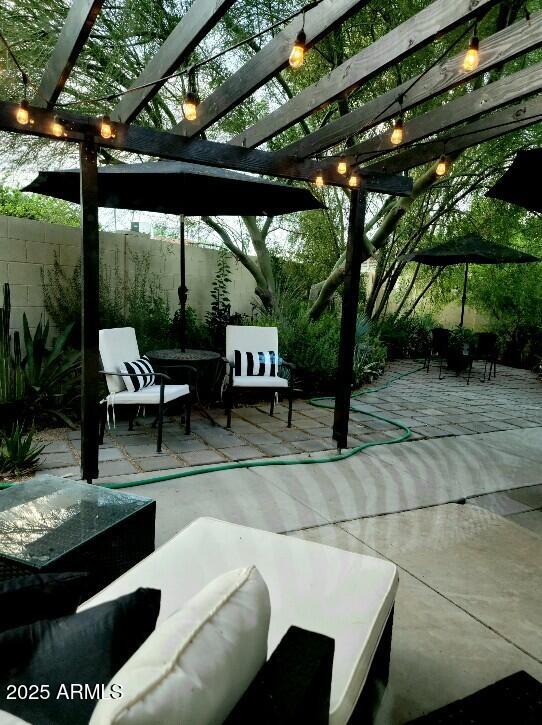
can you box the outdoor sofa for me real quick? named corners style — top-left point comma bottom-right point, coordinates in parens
top-left (79, 517), bottom-right (398, 724)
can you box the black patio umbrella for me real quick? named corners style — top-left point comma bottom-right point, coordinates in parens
top-left (24, 161), bottom-right (323, 350)
top-left (402, 234), bottom-right (541, 326)
top-left (486, 150), bottom-right (542, 214)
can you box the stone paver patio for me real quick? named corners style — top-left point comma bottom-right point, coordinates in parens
top-left (34, 359), bottom-right (542, 722)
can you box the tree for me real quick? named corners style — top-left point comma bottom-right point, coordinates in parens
top-left (0, 186), bottom-right (79, 226)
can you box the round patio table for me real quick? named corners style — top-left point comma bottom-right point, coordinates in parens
top-left (147, 349), bottom-right (222, 425)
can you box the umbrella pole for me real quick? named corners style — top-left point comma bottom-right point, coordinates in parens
top-left (460, 262), bottom-right (469, 327)
top-left (178, 214), bottom-right (188, 352)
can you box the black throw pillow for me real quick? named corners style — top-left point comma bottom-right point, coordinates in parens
top-left (0, 572), bottom-right (89, 633)
top-left (0, 588), bottom-right (161, 725)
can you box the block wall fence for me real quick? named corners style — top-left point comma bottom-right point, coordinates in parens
top-left (0, 214), bottom-right (257, 335)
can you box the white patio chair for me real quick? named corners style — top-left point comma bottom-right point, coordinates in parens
top-left (223, 325), bottom-right (295, 429)
top-left (98, 327), bottom-right (194, 452)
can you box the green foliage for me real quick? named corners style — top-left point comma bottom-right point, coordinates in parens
top-left (447, 326), bottom-right (477, 372)
top-left (0, 187), bottom-right (79, 226)
top-left (171, 306), bottom-right (211, 349)
top-left (204, 249), bottom-right (245, 351)
top-left (376, 314), bottom-right (436, 360)
top-left (42, 251), bottom-right (173, 352)
top-left (0, 423), bottom-right (45, 478)
top-left (255, 293), bottom-right (385, 393)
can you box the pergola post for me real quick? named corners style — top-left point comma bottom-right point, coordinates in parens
top-left (79, 138), bottom-right (100, 483)
top-left (333, 187), bottom-right (367, 450)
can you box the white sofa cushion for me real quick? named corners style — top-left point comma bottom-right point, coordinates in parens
top-left (89, 566), bottom-right (270, 725)
top-left (80, 518), bottom-right (398, 725)
top-left (232, 375), bottom-right (288, 389)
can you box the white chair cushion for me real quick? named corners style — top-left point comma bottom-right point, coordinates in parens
top-left (99, 328), bottom-right (140, 394)
top-left (232, 374), bottom-right (288, 389)
top-left (89, 566), bottom-right (270, 725)
top-left (105, 384), bottom-right (189, 405)
top-left (80, 518), bottom-right (398, 725)
top-left (226, 326), bottom-right (278, 365)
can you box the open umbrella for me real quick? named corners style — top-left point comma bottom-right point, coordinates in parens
top-left (24, 161), bottom-right (323, 350)
top-left (486, 150), bottom-right (542, 214)
top-left (402, 234), bottom-right (541, 326)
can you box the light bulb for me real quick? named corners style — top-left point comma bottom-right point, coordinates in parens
top-left (337, 158), bottom-right (347, 175)
top-left (182, 92), bottom-right (199, 121)
top-left (52, 116), bottom-right (64, 138)
top-left (16, 99), bottom-right (29, 125)
top-left (289, 30), bottom-right (306, 69)
top-left (391, 118), bottom-right (404, 145)
top-left (436, 155), bottom-right (449, 177)
top-left (348, 174), bottom-right (359, 188)
top-left (100, 115), bottom-right (112, 139)
top-left (315, 174), bottom-right (325, 188)
top-left (463, 37), bottom-right (479, 72)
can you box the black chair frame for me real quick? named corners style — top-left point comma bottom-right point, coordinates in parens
top-left (99, 366), bottom-right (197, 453)
top-left (223, 359), bottom-right (296, 429)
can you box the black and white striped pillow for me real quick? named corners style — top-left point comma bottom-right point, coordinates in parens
top-left (119, 355), bottom-right (156, 392)
top-left (234, 350), bottom-right (277, 377)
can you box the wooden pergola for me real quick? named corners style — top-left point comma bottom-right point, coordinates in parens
top-left (1, 0), bottom-right (541, 481)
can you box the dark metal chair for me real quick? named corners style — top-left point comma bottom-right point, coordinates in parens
top-left (475, 332), bottom-right (498, 382)
top-left (425, 328), bottom-right (451, 379)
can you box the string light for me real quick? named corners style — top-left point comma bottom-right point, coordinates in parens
top-left (337, 157), bottom-right (347, 175)
top-left (289, 29), bottom-right (306, 69)
top-left (100, 115), bottom-right (113, 139)
top-left (16, 98), bottom-right (29, 125)
top-left (182, 69), bottom-right (199, 121)
top-left (390, 117), bottom-right (404, 145)
top-left (52, 115), bottom-right (64, 138)
top-left (436, 155), bottom-right (449, 176)
top-left (348, 173), bottom-right (359, 188)
top-left (315, 173), bottom-right (325, 188)
top-left (463, 32), bottom-right (479, 72)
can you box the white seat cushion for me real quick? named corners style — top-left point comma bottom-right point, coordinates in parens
top-left (80, 518), bottom-right (398, 725)
top-left (90, 566), bottom-right (270, 725)
top-left (99, 328), bottom-right (140, 394)
top-left (105, 384), bottom-right (189, 405)
top-left (232, 374), bottom-right (288, 388)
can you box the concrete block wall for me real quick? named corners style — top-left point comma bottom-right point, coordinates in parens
top-left (0, 214), bottom-right (257, 336)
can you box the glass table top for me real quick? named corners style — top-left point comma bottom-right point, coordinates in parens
top-left (0, 475), bottom-right (153, 568)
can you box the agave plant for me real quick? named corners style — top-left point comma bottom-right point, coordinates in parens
top-left (0, 424), bottom-right (45, 478)
top-left (0, 283), bottom-right (26, 405)
top-left (21, 314), bottom-right (81, 427)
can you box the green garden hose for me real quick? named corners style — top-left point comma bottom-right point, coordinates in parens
top-left (0, 364), bottom-right (424, 491)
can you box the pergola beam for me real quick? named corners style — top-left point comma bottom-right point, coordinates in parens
top-left (282, 10), bottom-right (542, 160)
top-left (369, 96), bottom-right (542, 174)
top-left (33, 0), bottom-right (104, 109)
top-left (0, 101), bottom-right (412, 196)
top-left (229, 0), bottom-right (500, 149)
top-left (340, 60), bottom-right (542, 164)
top-left (112, 0), bottom-right (236, 124)
top-left (173, 0), bottom-right (370, 138)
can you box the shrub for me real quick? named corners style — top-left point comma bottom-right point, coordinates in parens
top-left (376, 314), bottom-right (436, 359)
top-left (0, 424), bottom-right (45, 478)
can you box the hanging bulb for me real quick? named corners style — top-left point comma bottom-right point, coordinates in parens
top-left (289, 30), bottom-right (306, 69)
top-left (463, 36), bottom-right (479, 72)
top-left (436, 155), bottom-right (449, 177)
top-left (337, 158), bottom-right (347, 175)
top-left (390, 117), bottom-right (404, 145)
top-left (100, 115), bottom-right (113, 139)
top-left (315, 173), bottom-right (325, 188)
top-left (182, 91), bottom-right (199, 121)
top-left (348, 173), bottom-right (359, 188)
top-left (16, 99), bottom-right (29, 125)
top-left (52, 116), bottom-right (64, 138)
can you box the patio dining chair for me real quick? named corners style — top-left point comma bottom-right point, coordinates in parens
top-left (425, 328), bottom-right (451, 379)
top-left (475, 332), bottom-right (498, 382)
top-left (223, 325), bottom-right (295, 429)
top-left (98, 327), bottom-right (194, 453)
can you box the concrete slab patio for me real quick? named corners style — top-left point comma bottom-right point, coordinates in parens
top-left (33, 359), bottom-right (542, 721)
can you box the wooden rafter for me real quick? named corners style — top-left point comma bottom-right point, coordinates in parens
top-left (281, 10), bottom-right (542, 160)
top-left (33, 0), bottom-right (104, 109)
top-left (112, 0), bottom-right (235, 124)
top-left (229, 0), bottom-right (500, 149)
top-left (337, 61), bottom-right (542, 164)
top-left (0, 101), bottom-right (411, 196)
top-left (369, 97), bottom-right (542, 175)
top-left (172, 0), bottom-right (370, 138)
